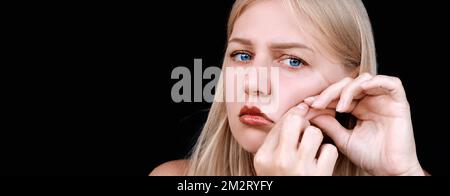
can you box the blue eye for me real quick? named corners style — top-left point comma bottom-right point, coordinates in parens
top-left (281, 58), bottom-right (303, 68)
top-left (233, 53), bottom-right (252, 62)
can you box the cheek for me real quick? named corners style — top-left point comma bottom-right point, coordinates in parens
top-left (226, 102), bottom-right (243, 135)
top-left (273, 70), bottom-right (329, 120)
top-left (225, 102), bottom-right (240, 118)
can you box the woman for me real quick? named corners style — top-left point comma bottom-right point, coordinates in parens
top-left (151, 0), bottom-right (426, 176)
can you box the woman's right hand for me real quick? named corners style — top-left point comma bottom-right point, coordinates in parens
top-left (254, 103), bottom-right (338, 176)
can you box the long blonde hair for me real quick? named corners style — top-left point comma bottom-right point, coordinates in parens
top-left (187, 0), bottom-right (377, 176)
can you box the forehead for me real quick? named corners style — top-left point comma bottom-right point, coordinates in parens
top-left (230, 0), bottom-right (313, 46)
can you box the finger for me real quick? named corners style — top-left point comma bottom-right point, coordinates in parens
top-left (337, 73), bottom-right (373, 113)
top-left (278, 103), bottom-right (310, 151)
top-left (305, 107), bottom-right (336, 121)
top-left (317, 144), bottom-right (339, 175)
top-left (258, 117), bottom-right (284, 154)
top-left (261, 103), bottom-right (309, 153)
top-left (311, 77), bottom-right (353, 109)
top-left (310, 115), bottom-right (351, 153)
top-left (306, 96), bottom-right (358, 111)
top-left (319, 99), bottom-right (359, 113)
top-left (306, 99), bottom-right (359, 116)
top-left (363, 87), bottom-right (392, 96)
top-left (306, 97), bottom-right (343, 109)
top-left (360, 75), bottom-right (407, 102)
top-left (304, 96), bottom-right (316, 106)
top-left (258, 121), bottom-right (282, 154)
top-left (297, 126), bottom-right (324, 161)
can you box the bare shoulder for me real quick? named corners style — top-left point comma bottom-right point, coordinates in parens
top-left (149, 160), bottom-right (189, 176)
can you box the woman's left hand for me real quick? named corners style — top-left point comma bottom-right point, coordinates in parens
top-left (305, 73), bottom-right (425, 176)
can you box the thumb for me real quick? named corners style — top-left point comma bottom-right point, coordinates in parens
top-left (311, 115), bottom-right (351, 154)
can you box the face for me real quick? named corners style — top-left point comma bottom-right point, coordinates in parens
top-left (224, 0), bottom-right (353, 153)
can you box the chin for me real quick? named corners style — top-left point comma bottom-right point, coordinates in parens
top-left (231, 126), bottom-right (269, 154)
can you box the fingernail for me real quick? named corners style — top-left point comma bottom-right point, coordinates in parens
top-left (297, 103), bottom-right (308, 111)
top-left (304, 97), bottom-right (316, 105)
top-left (336, 100), bottom-right (345, 112)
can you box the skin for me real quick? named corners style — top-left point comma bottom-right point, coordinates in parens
top-left (151, 0), bottom-right (424, 176)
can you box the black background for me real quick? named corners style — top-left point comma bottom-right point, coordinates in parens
top-left (3, 0), bottom-right (450, 176)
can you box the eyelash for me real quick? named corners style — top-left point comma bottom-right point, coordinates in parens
top-left (280, 55), bottom-right (308, 69)
top-left (230, 50), bottom-right (309, 69)
top-left (230, 50), bottom-right (253, 63)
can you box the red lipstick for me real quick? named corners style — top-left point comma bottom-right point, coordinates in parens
top-left (239, 106), bottom-right (274, 126)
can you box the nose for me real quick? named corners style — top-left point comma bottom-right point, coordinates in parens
top-left (244, 65), bottom-right (272, 97)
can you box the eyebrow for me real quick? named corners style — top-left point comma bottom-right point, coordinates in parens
top-left (228, 37), bottom-right (313, 52)
top-left (228, 38), bottom-right (252, 46)
top-left (271, 42), bottom-right (313, 52)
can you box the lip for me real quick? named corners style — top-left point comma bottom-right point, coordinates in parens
top-left (239, 106), bottom-right (274, 126)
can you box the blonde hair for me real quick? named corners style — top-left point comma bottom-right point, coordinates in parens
top-left (187, 0), bottom-right (377, 176)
